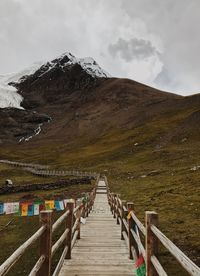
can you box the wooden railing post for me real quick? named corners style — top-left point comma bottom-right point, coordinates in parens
top-left (116, 194), bottom-right (121, 225)
top-left (38, 210), bottom-right (53, 276)
top-left (121, 200), bottom-right (127, 240)
top-left (110, 193), bottom-right (114, 214)
top-left (113, 194), bottom-right (117, 218)
top-left (85, 193), bottom-right (89, 217)
top-left (127, 202), bottom-right (139, 260)
top-left (77, 206), bottom-right (81, 240)
top-left (65, 201), bottom-right (74, 259)
top-left (145, 211), bottom-right (159, 276)
top-left (82, 202), bottom-right (86, 218)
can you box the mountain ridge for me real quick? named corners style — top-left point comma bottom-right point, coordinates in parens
top-left (0, 52), bottom-right (199, 145)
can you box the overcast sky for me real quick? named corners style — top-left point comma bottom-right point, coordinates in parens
top-left (0, 0), bottom-right (200, 95)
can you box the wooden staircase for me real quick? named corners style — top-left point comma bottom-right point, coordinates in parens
top-left (59, 180), bottom-right (134, 275)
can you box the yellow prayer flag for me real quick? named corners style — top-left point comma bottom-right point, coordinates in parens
top-left (21, 203), bottom-right (28, 216)
top-left (127, 212), bottom-right (132, 220)
top-left (45, 200), bottom-right (55, 210)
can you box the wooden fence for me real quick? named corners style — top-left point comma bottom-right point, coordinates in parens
top-left (0, 186), bottom-right (97, 276)
top-left (0, 160), bottom-right (48, 170)
top-left (106, 176), bottom-right (200, 276)
top-left (24, 167), bottom-right (98, 178)
top-left (0, 160), bottom-right (98, 178)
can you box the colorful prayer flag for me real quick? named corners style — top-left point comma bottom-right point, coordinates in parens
top-left (45, 200), bottom-right (54, 210)
top-left (80, 217), bottom-right (86, 224)
top-left (0, 198), bottom-right (77, 216)
top-left (59, 201), bottom-right (64, 210)
top-left (0, 203), bottom-right (4, 215)
top-left (34, 204), bottom-right (40, 215)
top-left (21, 203), bottom-right (28, 216)
top-left (82, 196), bottom-right (88, 204)
top-left (55, 200), bottom-right (61, 211)
top-left (127, 212), bottom-right (132, 220)
top-left (135, 255), bottom-right (146, 276)
top-left (39, 203), bottom-right (45, 212)
top-left (55, 200), bottom-right (64, 211)
top-left (4, 203), bottom-right (13, 214)
top-left (13, 202), bottom-right (19, 214)
top-left (28, 204), bottom-right (34, 216)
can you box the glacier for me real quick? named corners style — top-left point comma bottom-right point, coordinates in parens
top-left (0, 62), bottom-right (44, 109)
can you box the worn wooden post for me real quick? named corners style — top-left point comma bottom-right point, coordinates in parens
top-left (145, 211), bottom-right (159, 276)
top-left (116, 194), bottom-right (121, 225)
top-left (86, 193), bottom-right (89, 217)
top-left (89, 192), bottom-right (93, 213)
top-left (110, 193), bottom-right (115, 215)
top-left (127, 202), bottom-right (139, 260)
top-left (82, 203), bottom-right (86, 218)
top-left (38, 210), bottom-right (53, 276)
top-left (77, 206), bottom-right (81, 239)
top-left (110, 193), bottom-right (114, 213)
top-left (113, 194), bottom-right (117, 219)
top-left (121, 200), bottom-right (127, 240)
top-left (65, 202), bottom-right (74, 259)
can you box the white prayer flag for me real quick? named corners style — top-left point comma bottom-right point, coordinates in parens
top-left (13, 202), bottom-right (19, 213)
top-left (59, 201), bottom-right (64, 210)
top-left (34, 204), bottom-right (40, 215)
top-left (80, 217), bottom-right (86, 224)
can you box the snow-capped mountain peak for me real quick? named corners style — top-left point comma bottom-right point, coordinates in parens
top-left (0, 52), bottom-right (110, 109)
top-left (37, 52), bottom-right (110, 79)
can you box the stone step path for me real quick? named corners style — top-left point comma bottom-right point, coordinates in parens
top-left (59, 180), bottom-right (135, 276)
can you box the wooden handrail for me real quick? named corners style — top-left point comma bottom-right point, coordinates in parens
top-left (130, 211), bottom-right (145, 235)
top-left (52, 209), bottom-right (70, 233)
top-left (0, 182), bottom-right (97, 276)
top-left (51, 229), bottom-right (69, 257)
top-left (29, 255), bottom-right (45, 276)
top-left (0, 225), bottom-right (46, 276)
top-left (151, 255), bottom-right (167, 276)
top-left (151, 225), bottom-right (200, 276)
top-left (52, 246), bottom-right (68, 276)
top-left (107, 180), bottom-right (200, 276)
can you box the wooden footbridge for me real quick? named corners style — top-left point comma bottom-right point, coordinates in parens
top-left (0, 176), bottom-right (200, 276)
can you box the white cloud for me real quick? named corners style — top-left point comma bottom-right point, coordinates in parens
top-left (0, 0), bottom-right (199, 95)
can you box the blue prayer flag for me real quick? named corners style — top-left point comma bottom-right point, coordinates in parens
top-left (55, 200), bottom-right (61, 211)
top-left (28, 204), bottom-right (34, 216)
top-left (0, 203), bottom-right (4, 215)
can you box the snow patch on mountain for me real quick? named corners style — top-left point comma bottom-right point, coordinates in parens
top-left (0, 62), bottom-right (44, 109)
top-left (19, 123), bottom-right (43, 143)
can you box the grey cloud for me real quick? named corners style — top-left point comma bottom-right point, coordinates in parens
top-left (120, 0), bottom-right (200, 94)
top-left (0, 0), bottom-right (200, 95)
top-left (109, 38), bottom-right (159, 62)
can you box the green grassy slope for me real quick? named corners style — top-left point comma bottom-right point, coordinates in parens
top-left (0, 105), bottom-right (199, 275)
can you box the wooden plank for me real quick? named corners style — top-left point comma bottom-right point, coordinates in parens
top-left (60, 264), bottom-right (134, 273)
top-left (62, 273), bottom-right (133, 276)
